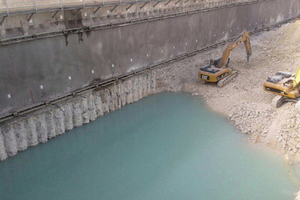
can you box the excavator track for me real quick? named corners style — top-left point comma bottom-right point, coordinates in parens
top-left (271, 96), bottom-right (299, 108)
top-left (217, 71), bottom-right (237, 87)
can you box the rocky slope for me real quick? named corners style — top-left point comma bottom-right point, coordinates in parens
top-left (155, 20), bottom-right (300, 161)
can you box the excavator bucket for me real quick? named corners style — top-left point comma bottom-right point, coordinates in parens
top-left (293, 66), bottom-right (300, 87)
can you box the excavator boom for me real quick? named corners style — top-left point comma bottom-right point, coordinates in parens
top-left (293, 67), bottom-right (300, 87)
top-left (218, 30), bottom-right (252, 68)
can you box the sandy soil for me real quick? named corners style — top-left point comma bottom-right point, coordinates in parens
top-left (155, 20), bottom-right (300, 162)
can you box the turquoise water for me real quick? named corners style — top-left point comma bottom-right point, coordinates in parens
top-left (0, 93), bottom-right (298, 200)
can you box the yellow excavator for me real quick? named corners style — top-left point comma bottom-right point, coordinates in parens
top-left (198, 30), bottom-right (252, 87)
top-left (263, 67), bottom-right (300, 108)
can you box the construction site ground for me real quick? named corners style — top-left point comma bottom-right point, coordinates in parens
top-left (155, 20), bottom-right (300, 162)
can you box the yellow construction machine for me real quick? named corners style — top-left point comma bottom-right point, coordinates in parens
top-left (263, 67), bottom-right (300, 108)
top-left (198, 30), bottom-right (252, 87)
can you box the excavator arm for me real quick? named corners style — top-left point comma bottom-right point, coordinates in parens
top-left (293, 66), bottom-right (300, 88)
top-left (218, 30), bottom-right (252, 68)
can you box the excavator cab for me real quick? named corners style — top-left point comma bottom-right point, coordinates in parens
top-left (266, 72), bottom-right (293, 84)
top-left (198, 57), bottom-right (233, 87)
top-left (198, 63), bottom-right (233, 87)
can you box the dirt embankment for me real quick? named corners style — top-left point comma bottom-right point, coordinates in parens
top-left (155, 21), bottom-right (300, 161)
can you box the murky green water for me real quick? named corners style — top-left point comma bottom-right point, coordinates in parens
top-left (0, 93), bottom-right (299, 200)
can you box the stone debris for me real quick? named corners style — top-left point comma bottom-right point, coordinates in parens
top-left (154, 21), bottom-right (300, 164)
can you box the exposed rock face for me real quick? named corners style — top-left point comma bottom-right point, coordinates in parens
top-left (0, 72), bottom-right (157, 161)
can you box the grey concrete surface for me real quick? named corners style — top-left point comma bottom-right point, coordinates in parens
top-left (0, 0), bottom-right (299, 115)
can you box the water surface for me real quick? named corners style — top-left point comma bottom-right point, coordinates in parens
top-left (0, 93), bottom-right (298, 200)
